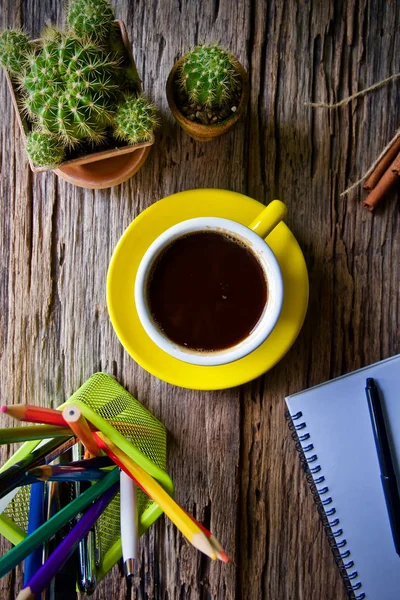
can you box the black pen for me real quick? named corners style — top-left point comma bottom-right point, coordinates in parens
top-left (366, 377), bottom-right (400, 556)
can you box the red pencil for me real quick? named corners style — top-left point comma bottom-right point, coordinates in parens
top-left (0, 404), bottom-right (145, 434)
top-left (1, 405), bottom-right (67, 427)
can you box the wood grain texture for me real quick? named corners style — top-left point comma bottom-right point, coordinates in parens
top-left (0, 1), bottom-right (399, 599)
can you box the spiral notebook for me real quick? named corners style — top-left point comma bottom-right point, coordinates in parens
top-left (286, 354), bottom-right (400, 600)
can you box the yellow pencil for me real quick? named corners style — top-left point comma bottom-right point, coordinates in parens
top-left (94, 432), bottom-right (217, 560)
top-left (62, 405), bottom-right (99, 457)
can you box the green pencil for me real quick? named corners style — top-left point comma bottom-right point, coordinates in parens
top-left (0, 425), bottom-right (73, 444)
top-left (0, 466), bottom-right (119, 579)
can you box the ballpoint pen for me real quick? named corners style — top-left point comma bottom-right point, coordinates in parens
top-left (366, 377), bottom-right (400, 556)
top-left (120, 471), bottom-right (138, 577)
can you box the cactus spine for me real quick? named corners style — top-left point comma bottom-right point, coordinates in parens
top-left (179, 44), bottom-right (240, 108)
top-left (113, 95), bottom-right (159, 144)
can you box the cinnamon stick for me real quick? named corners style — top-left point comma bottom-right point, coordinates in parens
top-left (363, 133), bottom-right (400, 191)
top-left (363, 152), bottom-right (400, 211)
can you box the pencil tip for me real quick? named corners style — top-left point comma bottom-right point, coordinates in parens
top-left (16, 586), bottom-right (34, 600)
top-left (0, 406), bottom-right (7, 413)
top-left (218, 552), bottom-right (230, 563)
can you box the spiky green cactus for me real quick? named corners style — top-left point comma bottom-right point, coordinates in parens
top-left (113, 95), bottom-right (159, 144)
top-left (26, 131), bottom-right (65, 167)
top-left (179, 44), bottom-right (240, 108)
top-left (22, 36), bottom-right (120, 147)
top-left (0, 3), bottom-right (160, 170)
top-left (0, 30), bottom-right (30, 75)
top-left (68, 0), bottom-right (115, 43)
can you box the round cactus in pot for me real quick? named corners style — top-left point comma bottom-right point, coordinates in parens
top-left (166, 44), bottom-right (249, 142)
top-left (0, 0), bottom-right (159, 181)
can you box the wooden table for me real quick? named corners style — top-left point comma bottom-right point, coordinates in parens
top-left (1, 1), bottom-right (399, 598)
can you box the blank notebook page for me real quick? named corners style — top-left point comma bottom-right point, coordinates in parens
top-left (285, 354), bottom-right (400, 600)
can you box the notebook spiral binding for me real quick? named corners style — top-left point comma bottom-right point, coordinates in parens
top-left (286, 410), bottom-right (366, 600)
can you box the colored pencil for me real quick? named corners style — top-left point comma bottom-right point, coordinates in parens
top-left (185, 512), bottom-right (229, 563)
top-left (65, 455), bottom-right (113, 469)
top-left (62, 405), bottom-right (99, 457)
top-left (73, 443), bottom-right (98, 596)
top-left (94, 432), bottom-right (217, 560)
top-left (0, 437), bottom-right (74, 500)
top-left (1, 405), bottom-right (67, 428)
top-left (120, 471), bottom-right (138, 577)
top-left (1, 403), bottom-right (144, 433)
top-left (0, 466), bottom-right (119, 578)
top-left (16, 482), bottom-right (119, 600)
top-left (0, 425), bottom-right (74, 444)
top-left (25, 465), bottom-right (106, 483)
top-left (23, 482), bottom-right (46, 586)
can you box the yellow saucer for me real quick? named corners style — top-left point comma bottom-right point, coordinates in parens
top-left (107, 189), bottom-right (309, 390)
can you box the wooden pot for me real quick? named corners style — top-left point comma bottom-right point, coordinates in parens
top-left (4, 21), bottom-right (154, 189)
top-left (166, 55), bottom-right (249, 142)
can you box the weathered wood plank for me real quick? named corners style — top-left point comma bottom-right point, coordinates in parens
top-left (0, 1), bottom-right (399, 600)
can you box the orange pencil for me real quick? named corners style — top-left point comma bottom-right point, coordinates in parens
top-left (62, 405), bottom-right (99, 457)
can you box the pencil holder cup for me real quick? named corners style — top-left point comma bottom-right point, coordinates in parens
top-left (0, 373), bottom-right (173, 581)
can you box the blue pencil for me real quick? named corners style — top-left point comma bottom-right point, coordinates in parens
top-left (23, 482), bottom-right (46, 589)
top-left (25, 465), bottom-right (107, 483)
top-left (17, 482), bottom-right (119, 600)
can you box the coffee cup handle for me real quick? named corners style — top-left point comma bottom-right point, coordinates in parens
top-left (248, 200), bottom-right (288, 239)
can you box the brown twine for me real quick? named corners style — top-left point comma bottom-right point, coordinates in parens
top-left (340, 128), bottom-right (400, 196)
top-left (305, 73), bottom-right (400, 195)
top-left (305, 73), bottom-right (400, 109)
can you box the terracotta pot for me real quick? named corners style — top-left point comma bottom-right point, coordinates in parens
top-left (166, 55), bottom-right (249, 142)
top-left (54, 146), bottom-right (151, 190)
top-left (4, 21), bottom-right (154, 188)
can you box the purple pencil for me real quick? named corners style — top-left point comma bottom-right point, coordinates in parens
top-left (17, 482), bottom-right (119, 600)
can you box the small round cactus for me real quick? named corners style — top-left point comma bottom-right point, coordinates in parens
top-left (26, 131), bottom-right (65, 167)
top-left (22, 36), bottom-right (120, 147)
top-left (113, 95), bottom-right (159, 144)
top-left (68, 0), bottom-right (115, 43)
top-left (179, 44), bottom-right (240, 108)
top-left (0, 30), bottom-right (30, 75)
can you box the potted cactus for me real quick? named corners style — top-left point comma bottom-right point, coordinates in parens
top-left (166, 44), bottom-right (249, 142)
top-left (0, 0), bottom-right (159, 188)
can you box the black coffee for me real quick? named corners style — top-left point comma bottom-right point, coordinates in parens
top-left (147, 231), bottom-right (268, 352)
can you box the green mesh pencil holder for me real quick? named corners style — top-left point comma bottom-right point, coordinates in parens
top-left (0, 373), bottom-right (173, 580)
